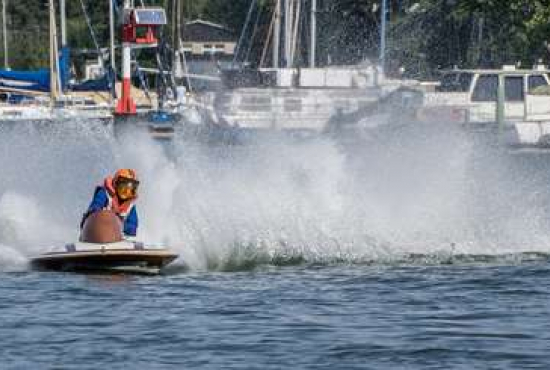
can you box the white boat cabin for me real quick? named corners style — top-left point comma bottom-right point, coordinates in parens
top-left (209, 65), bottom-right (418, 131)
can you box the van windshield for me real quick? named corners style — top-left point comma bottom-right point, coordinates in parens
top-left (437, 72), bottom-right (473, 92)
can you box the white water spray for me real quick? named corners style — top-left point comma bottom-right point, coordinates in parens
top-left (1, 119), bottom-right (550, 271)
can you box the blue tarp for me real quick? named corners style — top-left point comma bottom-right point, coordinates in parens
top-left (0, 47), bottom-right (70, 92)
top-left (69, 69), bottom-right (112, 92)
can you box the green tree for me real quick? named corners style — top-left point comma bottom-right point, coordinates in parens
top-left (388, 0), bottom-right (550, 78)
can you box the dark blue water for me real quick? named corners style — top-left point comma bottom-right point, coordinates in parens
top-left (2, 260), bottom-right (550, 369)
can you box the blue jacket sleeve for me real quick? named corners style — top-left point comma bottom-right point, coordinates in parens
top-left (124, 206), bottom-right (138, 237)
top-left (80, 187), bottom-right (109, 229)
top-left (88, 187), bottom-right (109, 214)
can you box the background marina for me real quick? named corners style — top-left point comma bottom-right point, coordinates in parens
top-left (2, 1), bottom-right (550, 368)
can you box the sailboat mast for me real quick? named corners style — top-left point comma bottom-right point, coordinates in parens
top-left (171, 0), bottom-right (176, 48)
top-left (176, 0), bottom-right (182, 50)
top-left (49, 0), bottom-right (59, 105)
top-left (60, 0), bottom-right (66, 47)
top-left (2, 0), bottom-right (8, 69)
top-left (309, 0), bottom-right (316, 68)
top-left (178, 0), bottom-right (192, 92)
top-left (380, 0), bottom-right (387, 73)
top-left (272, 0), bottom-right (280, 68)
top-left (290, 0), bottom-right (300, 66)
top-left (283, 0), bottom-right (290, 67)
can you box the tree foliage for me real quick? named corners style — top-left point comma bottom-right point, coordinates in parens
top-left (1, 0), bottom-right (550, 78)
top-left (388, 0), bottom-right (550, 77)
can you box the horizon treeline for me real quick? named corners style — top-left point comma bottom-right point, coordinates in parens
top-left (1, 0), bottom-right (549, 79)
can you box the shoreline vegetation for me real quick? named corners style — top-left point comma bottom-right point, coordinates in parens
top-left (2, 0), bottom-right (549, 79)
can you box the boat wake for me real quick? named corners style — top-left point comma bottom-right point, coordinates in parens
top-left (194, 248), bottom-right (550, 272)
top-left (1, 119), bottom-right (550, 272)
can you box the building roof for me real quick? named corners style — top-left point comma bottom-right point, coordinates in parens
top-left (182, 19), bottom-right (237, 43)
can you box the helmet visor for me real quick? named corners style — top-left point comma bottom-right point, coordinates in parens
top-left (115, 178), bottom-right (139, 199)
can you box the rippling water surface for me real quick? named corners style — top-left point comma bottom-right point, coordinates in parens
top-left (2, 261), bottom-right (550, 369)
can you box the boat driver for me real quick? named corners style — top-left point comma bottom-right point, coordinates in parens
top-left (80, 169), bottom-right (140, 237)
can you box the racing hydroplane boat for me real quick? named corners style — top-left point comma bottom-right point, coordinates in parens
top-left (31, 210), bottom-right (178, 275)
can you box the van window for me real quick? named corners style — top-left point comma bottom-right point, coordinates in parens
top-left (437, 72), bottom-right (473, 92)
top-left (472, 75), bottom-right (498, 102)
top-left (505, 76), bottom-right (524, 101)
top-left (529, 75), bottom-right (548, 91)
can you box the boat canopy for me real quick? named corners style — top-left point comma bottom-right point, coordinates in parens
top-left (0, 47), bottom-right (70, 93)
top-left (70, 71), bottom-right (112, 92)
top-left (0, 47), bottom-right (111, 94)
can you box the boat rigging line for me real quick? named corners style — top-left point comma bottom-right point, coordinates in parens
top-left (259, 6), bottom-right (275, 68)
top-left (232, 0), bottom-right (258, 68)
top-left (78, 0), bottom-right (101, 55)
top-left (244, 1), bottom-right (264, 64)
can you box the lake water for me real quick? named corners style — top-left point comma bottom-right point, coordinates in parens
top-left (2, 260), bottom-right (550, 369)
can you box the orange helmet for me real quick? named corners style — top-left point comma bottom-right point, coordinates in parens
top-left (113, 169), bottom-right (139, 201)
top-left (113, 169), bottom-right (139, 184)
